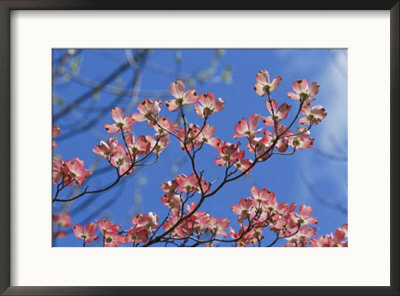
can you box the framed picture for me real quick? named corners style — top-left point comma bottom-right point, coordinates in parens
top-left (1, 1), bottom-right (398, 295)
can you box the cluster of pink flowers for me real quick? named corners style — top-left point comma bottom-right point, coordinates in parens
top-left (281, 223), bottom-right (348, 247)
top-left (70, 186), bottom-right (347, 247)
top-left (95, 105), bottom-right (170, 176)
top-left (52, 156), bottom-right (91, 186)
top-left (229, 186), bottom-right (318, 247)
top-left (93, 133), bottom-right (154, 176)
top-left (230, 71), bottom-right (327, 158)
top-left (53, 126), bottom-right (91, 188)
top-left (159, 174), bottom-right (210, 213)
top-left (52, 125), bottom-right (61, 148)
top-left (176, 123), bottom-right (220, 152)
top-left (162, 202), bottom-right (230, 239)
top-left (72, 212), bottom-right (160, 247)
top-left (54, 69), bottom-right (345, 247)
top-left (288, 78), bottom-right (327, 125)
top-left (214, 141), bottom-right (253, 172)
top-left (52, 213), bottom-right (72, 238)
top-left (96, 218), bottom-right (125, 247)
top-left (309, 224), bottom-right (348, 247)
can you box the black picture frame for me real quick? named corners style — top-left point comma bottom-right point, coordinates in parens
top-left (0, 1), bottom-right (398, 295)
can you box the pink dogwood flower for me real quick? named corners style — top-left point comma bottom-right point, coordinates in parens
top-left (194, 92), bottom-right (225, 118)
top-left (162, 213), bottom-right (180, 234)
top-left (250, 186), bottom-right (276, 206)
top-left (165, 80), bottom-right (198, 112)
top-left (73, 222), bottom-right (99, 244)
top-left (104, 107), bottom-right (135, 133)
top-left (263, 99), bottom-right (292, 126)
top-left (93, 137), bottom-right (119, 159)
top-left (132, 98), bottom-right (162, 126)
top-left (234, 158), bottom-right (253, 173)
top-left (53, 125), bottom-right (61, 137)
top-left (54, 231), bottom-right (67, 238)
top-left (154, 116), bottom-right (178, 136)
top-left (295, 204), bottom-right (319, 226)
top-left (208, 217), bottom-right (230, 237)
top-left (52, 125), bottom-right (61, 148)
top-left (214, 141), bottom-right (244, 167)
top-left (339, 223), bottom-right (348, 237)
top-left (247, 129), bottom-right (273, 160)
top-left (109, 144), bottom-right (134, 175)
top-left (232, 198), bottom-right (255, 222)
top-left (299, 103), bottom-right (327, 126)
top-left (53, 213), bottom-right (72, 227)
top-left (271, 124), bottom-right (292, 153)
top-left (288, 128), bottom-right (314, 150)
top-left (176, 173), bottom-right (209, 194)
top-left (161, 193), bottom-right (182, 213)
top-left (96, 218), bottom-right (121, 236)
top-left (332, 228), bottom-right (347, 247)
top-left (161, 180), bottom-right (179, 194)
top-left (132, 212), bottom-right (159, 232)
top-left (177, 124), bottom-right (220, 152)
top-left (194, 124), bottom-right (220, 148)
top-left (145, 134), bottom-right (170, 155)
top-left (233, 114), bottom-right (262, 139)
top-left (176, 124), bottom-right (201, 152)
top-left (174, 217), bottom-right (197, 237)
top-left (64, 157), bottom-right (91, 186)
top-left (229, 227), bottom-right (246, 246)
top-left (191, 210), bottom-right (211, 233)
top-left (288, 78), bottom-right (320, 101)
top-left (254, 70), bottom-right (282, 96)
top-left (127, 225), bottom-right (150, 244)
top-left (103, 232), bottom-right (127, 247)
top-left (125, 134), bottom-right (151, 156)
top-left (52, 157), bottom-right (66, 184)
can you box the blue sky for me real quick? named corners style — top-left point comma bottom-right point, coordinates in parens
top-left (52, 49), bottom-right (348, 247)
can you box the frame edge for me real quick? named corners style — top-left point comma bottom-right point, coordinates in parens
top-left (0, 1), bottom-right (11, 296)
top-left (1, 1), bottom-right (399, 295)
top-left (390, 1), bottom-right (400, 295)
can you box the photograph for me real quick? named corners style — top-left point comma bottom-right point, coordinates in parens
top-left (52, 49), bottom-right (348, 248)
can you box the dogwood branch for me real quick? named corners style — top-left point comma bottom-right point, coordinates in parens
top-left (53, 136), bottom-right (163, 203)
